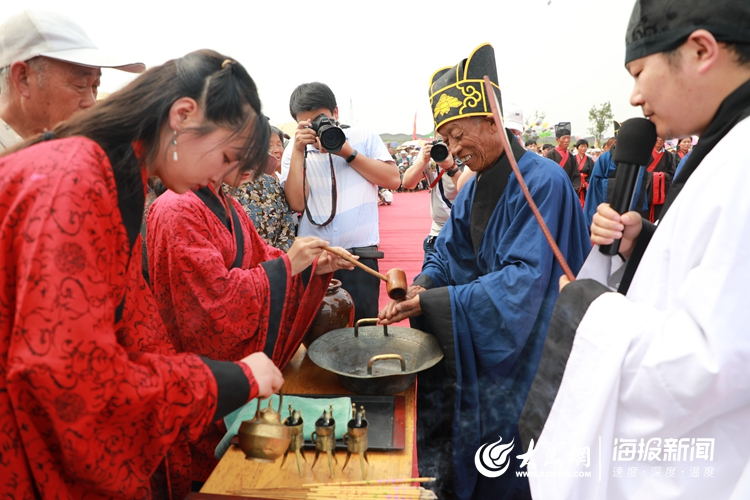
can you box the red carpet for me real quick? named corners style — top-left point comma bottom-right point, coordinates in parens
top-left (377, 190), bottom-right (432, 325)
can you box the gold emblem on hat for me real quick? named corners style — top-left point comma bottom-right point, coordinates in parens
top-left (433, 93), bottom-right (462, 118)
top-left (459, 83), bottom-right (482, 113)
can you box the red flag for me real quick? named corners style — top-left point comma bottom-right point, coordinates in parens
top-left (412, 112), bottom-right (417, 140)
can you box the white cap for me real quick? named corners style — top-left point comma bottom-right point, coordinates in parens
top-left (0, 10), bottom-right (144, 72)
top-left (503, 103), bottom-right (524, 134)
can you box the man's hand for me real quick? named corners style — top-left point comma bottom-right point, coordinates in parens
top-left (238, 352), bottom-right (283, 398)
top-left (590, 203), bottom-right (643, 258)
top-left (559, 274), bottom-right (571, 292)
top-left (418, 143), bottom-right (432, 163)
top-left (286, 236), bottom-right (329, 275)
top-left (315, 246), bottom-right (357, 275)
top-left (377, 285), bottom-right (426, 324)
top-left (403, 284), bottom-right (426, 300)
top-left (293, 120), bottom-right (319, 153)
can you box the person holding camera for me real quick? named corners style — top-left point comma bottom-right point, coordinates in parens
top-left (281, 82), bottom-right (400, 321)
top-left (401, 141), bottom-right (461, 259)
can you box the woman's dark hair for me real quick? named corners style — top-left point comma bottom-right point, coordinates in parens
top-left (10, 49), bottom-right (270, 178)
top-left (288, 82), bottom-right (337, 119)
top-left (575, 139), bottom-right (589, 148)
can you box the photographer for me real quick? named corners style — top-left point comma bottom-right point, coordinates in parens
top-left (401, 141), bottom-right (461, 259)
top-left (282, 82), bottom-right (399, 320)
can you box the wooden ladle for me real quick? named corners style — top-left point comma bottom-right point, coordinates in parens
top-left (322, 246), bottom-right (407, 300)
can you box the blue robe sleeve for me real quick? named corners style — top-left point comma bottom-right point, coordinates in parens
top-left (583, 152), bottom-right (611, 228)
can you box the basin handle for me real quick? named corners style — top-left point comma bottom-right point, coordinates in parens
top-left (354, 318), bottom-right (388, 337)
top-left (367, 353), bottom-right (406, 374)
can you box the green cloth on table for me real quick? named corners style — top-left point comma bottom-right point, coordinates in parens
top-left (215, 394), bottom-right (352, 458)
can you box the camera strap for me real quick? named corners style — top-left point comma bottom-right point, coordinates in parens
top-left (427, 167), bottom-right (447, 190)
top-left (302, 149), bottom-right (337, 226)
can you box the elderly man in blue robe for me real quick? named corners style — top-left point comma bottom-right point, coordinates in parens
top-left (378, 43), bottom-right (590, 500)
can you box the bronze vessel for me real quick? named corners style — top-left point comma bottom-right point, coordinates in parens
top-left (237, 396), bottom-right (291, 463)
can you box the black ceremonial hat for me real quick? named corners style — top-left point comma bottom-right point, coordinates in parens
top-left (625, 0), bottom-right (750, 64)
top-left (555, 122), bottom-right (571, 138)
top-left (429, 43), bottom-right (502, 131)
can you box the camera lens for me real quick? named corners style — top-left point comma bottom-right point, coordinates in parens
top-left (430, 142), bottom-right (449, 162)
top-left (310, 114), bottom-right (346, 153)
top-left (318, 125), bottom-right (346, 153)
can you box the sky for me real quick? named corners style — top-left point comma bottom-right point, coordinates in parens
top-left (11, 0), bottom-right (641, 138)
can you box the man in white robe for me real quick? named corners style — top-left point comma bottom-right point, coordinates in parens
top-left (525, 1), bottom-right (750, 498)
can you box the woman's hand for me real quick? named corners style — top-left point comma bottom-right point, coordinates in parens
top-left (238, 352), bottom-right (283, 398)
top-left (286, 236), bottom-right (329, 275)
top-left (315, 247), bottom-right (357, 275)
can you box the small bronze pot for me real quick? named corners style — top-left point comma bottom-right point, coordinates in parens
top-left (238, 396), bottom-right (291, 463)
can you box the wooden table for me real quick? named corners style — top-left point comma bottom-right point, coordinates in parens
top-left (200, 345), bottom-right (418, 496)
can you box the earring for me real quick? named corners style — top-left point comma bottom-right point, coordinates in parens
top-left (171, 130), bottom-right (178, 162)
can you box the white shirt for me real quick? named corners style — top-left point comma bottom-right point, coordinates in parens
top-left (529, 117), bottom-right (750, 499)
top-left (422, 163), bottom-right (459, 236)
top-left (280, 126), bottom-right (392, 249)
top-left (0, 117), bottom-right (22, 152)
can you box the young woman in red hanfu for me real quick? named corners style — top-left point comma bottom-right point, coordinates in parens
top-left (146, 122), bottom-right (355, 483)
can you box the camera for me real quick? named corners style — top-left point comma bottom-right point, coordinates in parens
top-left (430, 140), bottom-right (449, 162)
top-left (310, 114), bottom-right (346, 153)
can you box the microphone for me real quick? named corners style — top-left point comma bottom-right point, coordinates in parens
top-left (599, 117), bottom-right (656, 256)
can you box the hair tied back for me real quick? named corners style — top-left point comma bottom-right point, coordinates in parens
top-left (221, 58), bottom-right (234, 69)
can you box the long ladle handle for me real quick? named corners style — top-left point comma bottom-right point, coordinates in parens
top-left (482, 76), bottom-right (576, 282)
top-left (322, 246), bottom-right (388, 282)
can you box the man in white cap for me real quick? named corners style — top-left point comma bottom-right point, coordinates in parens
top-left (0, 10), bottom-right (144, 151)
top-left (503, 103), bottom-right (525, 145)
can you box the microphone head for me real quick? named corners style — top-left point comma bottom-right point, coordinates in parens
top-left (613, 118), bottom-right (657, 165)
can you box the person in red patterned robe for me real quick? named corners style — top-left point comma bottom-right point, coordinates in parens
top-left (0, 50), bottom-right (297, 499)
top-left (148, 186), bottom-right (336, 367)
top-left (643, 136), bottom-right (677, 221)
top-left (146, 180), bottom-right (353, 479)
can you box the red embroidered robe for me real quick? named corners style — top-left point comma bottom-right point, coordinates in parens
top-left (0, 137), bottom-right (256, 498)
top-left (146, 188), bottom-right (331, 477)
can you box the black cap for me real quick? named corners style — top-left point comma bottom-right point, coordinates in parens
top-left (625, 0), bottom-right (750, 64)
top-left (429, 43), bottom-right (502, 131)
top-left (555, 122), bottom-right (571, 138)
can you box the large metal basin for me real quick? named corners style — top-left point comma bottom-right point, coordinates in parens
top-left (307, 318), bottom-right (443, 394)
